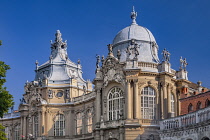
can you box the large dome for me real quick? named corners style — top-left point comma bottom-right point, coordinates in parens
top-left (111, 7), bottom-right (160, 72)
top-left (112, 24), bottom-right (156, 46)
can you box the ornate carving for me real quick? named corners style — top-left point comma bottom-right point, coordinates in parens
top-left (96, 54), bottom-right (100, 68)
top-left (102, 57), bottom-right (125, 87)
top-left (162, 48), bottom-right (170, 62)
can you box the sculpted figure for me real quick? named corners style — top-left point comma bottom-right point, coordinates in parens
top-left (96, 55), bottom-right (100, 68)
top-left (126, 45), bottom-right (131, 60)
top-left (180, 56), bottom-right (184, 69)
top-left (107, 44), bottom-right (113, 55)
top-left (83, 85), bottom-right (87, 94)
top-left (183, 58), bottom-right (188, 70)
top-left (133, 43), bottom-right (139, 59)
top-left (162, 48), bottom-right (170, 62)
top-left (101, 55), bottom-right (105, 65)
top-left (117, 50), bottom-right (121, 60)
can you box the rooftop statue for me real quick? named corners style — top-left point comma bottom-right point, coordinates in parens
top-left (96, 54), bottom-right (100, 68)
top-left (107, 44), bottom-right (113, 56)
top-left (162, 48), bottom-right (170, 62)
top-left (133, 43), bottom-right (139, 60)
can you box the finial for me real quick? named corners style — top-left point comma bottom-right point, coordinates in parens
top-left (55, 30), bottom-right (62, 43)
top-left (131, 6), bottom-right (137, 25)
top-left (35, 60), bottom-right (39, 70)
top-left (107, 44), bottom-right (113, 56)
top-left (101, 55), bottom-right (105, 65)
top-left (77, 59), bottom-right (81, 64)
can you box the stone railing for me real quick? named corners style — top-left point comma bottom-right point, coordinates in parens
top-left (1, 112), bottom-right (20, 120)
top-left (160, 106), bottom-right (210, 130)
top-left (72, 92), bottom-right (96, 103)
top-left (100, 120), bottom-right (124, 129)
top-left (138, 62), bottom-right (158, 69)
top-left (140, 119), bottom-right (159, 125)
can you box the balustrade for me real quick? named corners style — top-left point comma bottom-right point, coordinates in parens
top-left (160, 106), bottom-right (210, 130)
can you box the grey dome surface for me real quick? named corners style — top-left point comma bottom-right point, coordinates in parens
top-left (112, 24), bottom-right (156, 46)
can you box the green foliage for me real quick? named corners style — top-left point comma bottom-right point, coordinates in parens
top-left (0, 61), bottom-right (13, 118)
top-left (0, 41), bottom-right (13, 139)
top-left (0, 124), bottom-right (6, 140)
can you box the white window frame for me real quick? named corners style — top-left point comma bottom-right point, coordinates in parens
top-left (4, 126), bottom-right (10, 140)
top-left (76, 112), bottom-right (83, 135)
top-left (54, 114), bottom-right (65, 136)
top-left (34, 115), bottom-right (39, 137)
top-left (86, 110), bottom-right (92, 133)
top-left (171, 93), bottom-right (175, 117)
top-left (14, 125), bottom-right (20, 140)
top-left (107, 87), bottom-right (123, 121)
top-left (141, 86), bottom-right (156, 120)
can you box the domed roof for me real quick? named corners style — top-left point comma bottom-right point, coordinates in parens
top-left (112, 7), bottom-right (156, 46)
top-left (113, 24), bottom-right (156, 45)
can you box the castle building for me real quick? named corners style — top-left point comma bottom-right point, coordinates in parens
top-left (0, 8), bottom-right (205, 140)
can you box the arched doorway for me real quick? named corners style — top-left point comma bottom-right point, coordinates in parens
top-left (202, 137), bottom-right (210, 140)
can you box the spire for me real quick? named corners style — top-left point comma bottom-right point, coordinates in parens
top-left (50, 30), bottom-right (68, 60)
top-left (131, 6), bottom-right (137, 25)
top-left (55, 30), bottom-right (62, 43)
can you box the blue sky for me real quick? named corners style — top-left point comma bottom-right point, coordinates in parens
top-left (1, 0), bottom-right (210, 109)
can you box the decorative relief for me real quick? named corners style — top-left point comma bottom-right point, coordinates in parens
top-left (102, 57), bottom-right (125, 87)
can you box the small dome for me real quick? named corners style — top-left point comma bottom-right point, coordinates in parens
top-left (112, 24), bottom-right (156, 46)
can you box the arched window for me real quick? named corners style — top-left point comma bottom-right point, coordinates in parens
top-left (205, 99), bottom-right (210, 107)
top-left (171, 94), bottom-right (175, 117)
top-left (76, 112), bottom-right (83, 135)
top-left (34, 115), bottom-right (39, 137)
top-left (197, 101), bottom-right (202, 110)
top-left (4, 126), bottom-right (10, 140)
top-left (54, 114), bottom-right (65, 136)
top-left (14, 125), bottom-right (20, 140)
top-left (188, 103), bottom-right (193, 113)
top-left (86, 110), bottom-right (92, 133)
top-left (107, 87), bottom-right (123, 120)
top-left (141, 87), bottom-right (156, 119)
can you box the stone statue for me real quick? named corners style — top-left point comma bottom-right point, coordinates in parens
top-left (183, 58), bottom-right (188, 70)
top-left (55, 30), bottom-right (62, 43)
top-left (162, 48), bottom-right (170, 62)
top-left (83, 85), bottom-right (87, 94)
top-left (126, 45), bottom-right (131, 60)
top-left (101, 55), bottom-right (105, 65)
top-left (107, 44), bottom-right (113, 55)
top-left (133, 43), bottom-right (139, 59)
top-left (96, 55), bottom-right (100, 68)
top-left (117, 50), bottom-right (121, 60)
top-left (180, 56), bottom-right (184, 70)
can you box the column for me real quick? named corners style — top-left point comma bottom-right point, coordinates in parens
top-left (96, 89), bottom-right (101, 123)
top-left (163, 84), bottom-right (167, 119)
top-left (127, 80), bottom-right (132, 119)
top-left (100, 130), bottom-right (104, 140)
top-left (160, 86), bottom-right (164, 119)
top-left (167, 86), bottom-right (171, 118)
top-left (134, 80), bottom-right (139, 119)
top-left (23, 116), bottom-right (26, 138)
top-left (42, 110), bottom-right (45, 135)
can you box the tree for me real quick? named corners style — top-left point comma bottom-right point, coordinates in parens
top-left (0, 41), bottom-right (14, 140)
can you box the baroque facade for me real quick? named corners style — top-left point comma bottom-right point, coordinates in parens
top-left (0, 8), bottom-right (207, 140)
